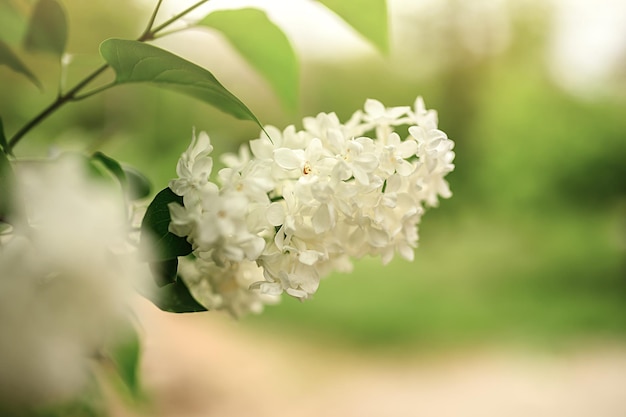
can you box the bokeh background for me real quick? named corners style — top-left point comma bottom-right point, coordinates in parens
top-left (1, 0), bottom-right (625, 415)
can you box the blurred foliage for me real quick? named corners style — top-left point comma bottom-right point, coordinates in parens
top-left (1, 0), bottom-right (625, 351)
top-left (198, 8), bottom-right (299, 112)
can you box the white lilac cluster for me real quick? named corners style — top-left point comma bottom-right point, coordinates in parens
top-left (168, 97), bottom-right (455, 317)
top-left (0, 158), bottom-right (147, 408)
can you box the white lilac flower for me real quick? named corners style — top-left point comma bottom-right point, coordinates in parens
top-left (302, 111), bottom-right (365, 150)
top-left (408, 122), bottom-right (455, 207)
top-left (256, 240), bottom-right (322, 299)
top-left (362, 98), bottom-right (411, 139)
top-left (378, 132), bottom-right (418, 176)
top-left (218, 161), bottom-right (274, 204)
top-left (333, 136), bottom-right (379, 185)
top-left (409, 96), bottom-right (439, 131)
top-left (168, 130), bottom-right (215, 208)
top-left (0, 157), bottom-right (149, 408)
top-left (168, 96), bottom-right (455, 316)
top-left (178, 256), bottom-right (279, 318)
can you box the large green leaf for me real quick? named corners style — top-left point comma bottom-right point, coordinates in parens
top-left (318, 0), bottom-right (388, 54)
top-left (23, 0), bottom-right (68, 57)
top-left (140, 187), bottom-right (193, 262)
top-left (0, 39), bottom-right (42, 89)
top-left (198, 8), bottom-right (299, 111)
top-left (100, 38), bottom-right (262, 125)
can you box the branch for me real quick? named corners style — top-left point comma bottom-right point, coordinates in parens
top-left (7, 0), bottom-right (213, 152)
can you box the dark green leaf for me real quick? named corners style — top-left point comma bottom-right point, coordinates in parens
top-left (122, 165), bottom-right (151, 200)
top-left (0, 39), bottom-right (42, 89)
top-left (198, 8), bottom-right (299, 111)
top-left (144, 276), bottom-right (208, 313)
top-left (149, 257), bottom-right (178, 287)
top-left (318, 0), bottom-right (388, 54)
top-left (23, 0), bottom-right (68, 57)
top-left (100, 38), bottom-right (262, 125)
top-left (107, 325), bottom-right (141, 398)
top-left (140, 187), bottom-right (192, 261)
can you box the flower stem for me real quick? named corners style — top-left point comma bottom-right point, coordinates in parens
top-left (143, 0), bottom-right (211, 40)
top-left (142, 0), bottom-right (164, 38)
top-left (8, 64), bottom-right (109, 152)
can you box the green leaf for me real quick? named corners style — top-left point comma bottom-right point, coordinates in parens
top-left (140, 187), bottom-right (192, 261)
top-left (198, 8), bottom-right (299, 111)
top-left (0, 1), bottom-right (29, 44)
top-left (144, 276), bottom-right (208, 313)
top-left (107, 325), bottom-right (142, 398)
top-left (0, 39), bottom-right (42, 89)
top-left (122, 165), bottom-right (152, 200)
top-left (92, 151), bottom-right (127, 186)
top-left (100, 38), bottom-right (262, 125)
top-left (139, 188), bottom-right (207, 313)
top-left (91, 152), bottom-right (152, 201)
top-left (318, 0), bottom-right (388, 54)
top-left (84, 156), bottom-right (119, 188)
top-left (149, 257), bottom-right (178, 287)
top-left (23, 0), bottom-right (68, 57)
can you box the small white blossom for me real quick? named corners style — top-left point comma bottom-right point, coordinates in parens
top-left (378, 132), bottom-right (418, 176)
top-left (169, 130), bottom-right (215, 208)
top-left (363, 98), bottom-right (411, 139)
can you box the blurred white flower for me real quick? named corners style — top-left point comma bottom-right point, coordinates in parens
top-left (0, 157), bottom-right (149, 408)
top-left (168, 96), bottom-right (455, 316)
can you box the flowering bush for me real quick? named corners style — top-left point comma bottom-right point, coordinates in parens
top-left (0, 0), bottom-right (454, 414)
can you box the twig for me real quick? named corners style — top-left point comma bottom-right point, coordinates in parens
top-left (7, 0), bottom-right (213, 152)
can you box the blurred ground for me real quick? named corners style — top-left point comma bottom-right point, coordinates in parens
top-left (111, 299), bottom-right (626, 417)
